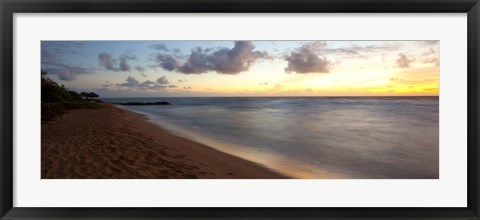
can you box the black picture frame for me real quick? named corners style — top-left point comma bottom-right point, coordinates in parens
top-left (1, 0), bottom-right (479, 219)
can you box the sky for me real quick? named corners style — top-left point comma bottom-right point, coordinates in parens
top-left (41, 40), bottom-right (439, 97)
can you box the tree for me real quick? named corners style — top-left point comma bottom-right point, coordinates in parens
top-left (41, 71), bottom-right (103, 121)
top-left (88, 92), bottom-right (99, 98)
top-left (68, 91), bottom-right (83, 101)
top-left (41, 71), bottom-right (71, 102)
top-left (80, 92), bottom-right (89, 98)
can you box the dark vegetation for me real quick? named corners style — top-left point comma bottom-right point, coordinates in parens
top-left (41, 71), bottom-right (103, 121)
top-left (118, 101), bottom-right (171, 106)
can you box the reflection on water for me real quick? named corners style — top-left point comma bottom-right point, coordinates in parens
top-left (105, 97), bottom-right (439, 179)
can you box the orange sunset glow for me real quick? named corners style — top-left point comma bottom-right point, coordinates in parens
top-left (41, 40), bottom-right (439, 97)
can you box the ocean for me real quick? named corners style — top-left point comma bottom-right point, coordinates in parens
top-left (102, 96), bottom-right (439, 179)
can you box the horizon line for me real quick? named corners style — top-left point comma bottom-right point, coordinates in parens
top-left (100, 95), bottom-right (440, 99)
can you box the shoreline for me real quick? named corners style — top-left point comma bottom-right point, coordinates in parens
top-left (41, 103), bottom-right (288, 179)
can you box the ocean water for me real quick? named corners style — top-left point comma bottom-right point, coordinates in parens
top-left (103, 96), bottom-right (439, 179)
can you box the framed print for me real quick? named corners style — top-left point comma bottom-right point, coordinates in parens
top-left (1, 0), bottom-right (479, 219)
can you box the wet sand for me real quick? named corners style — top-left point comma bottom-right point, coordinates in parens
top-left (41, 103), bottom-right (288, 179)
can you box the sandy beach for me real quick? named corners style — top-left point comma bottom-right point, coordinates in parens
top-left (41, 103), bottom-right (288, 179)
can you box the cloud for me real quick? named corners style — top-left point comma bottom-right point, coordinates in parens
top-left (41, 45), bottom-right (92, 81)
top-left (98, 52), bottom-right (136, 72)
top-left (424, 58), bottom-right (439, 66)
top-left (135, 66), bottom-right (147, 77)
top-left (153, 41), bottom-right (268, 74)
top-left (151, 84), bottom-right (168, 90)
top-left (206, 41), bottom-right (268, 74)
top-left (138, 80), bottom-right (156, 88)
top-left (154, 54), bottom-right (179, 71)
top-left (116, 76), bottom-right (177, 91)
top-left (43, 65), bottom-right (91, 81)
top-left (119, 53), bottom-right (136, 71)
top-left (259, 82), bottom-right (269, 85)
top-left (135, 66), bottom-right (145, 72)
top-left (156, 76), bottom-right (170, 84)
top-left (301, 42), bottom-right (404, 63)
top-left (421, 48), bottom-right (436, 56)
top-left (41, 41), bottom-right (86, 55)
top-left (395, 53), bottom-right (415, 68)
top-left (150, 43), bottom-right (169, 51)
top-left (420, 48), bottom-right (439, 67)
top-left (116, 76), bottom-right (139, 86)
top-left (284, 43), bottom-right (332, 74)
top-left (307, 41), bottom-right (327, 50)
top-left (102, 81), bottom-right (114, 88)
top-left (346, 43), bottom-right (400, 53)
top-left (176, 48), bottom-right (212, 74)
top-left (98, 52), bottom-right (116, 70)
top-left (41, 64), bottom-right (89, 81)
top-left (390, 77), bottom-right (403, 81)
top-left (287, 41), bottom-right (400, 62)
top-left (41, 49), bottom-right (60, 64)
top-left (183, 86), bottom-right (192, 90)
